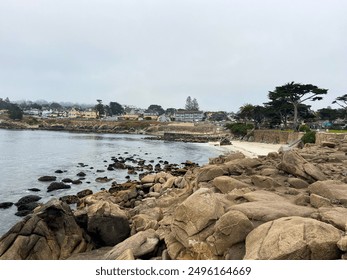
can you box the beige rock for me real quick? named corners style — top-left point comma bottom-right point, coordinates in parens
top-left (229, 201), bottom-right (316, 222)
top-left (196, 166), bottom-right (225, 183)
top-left (132, 214), bottom-right (159, 233)
top-left (287, 178), bottom-right (310, 189)
top-left (104, 229), bottom-right (159, 260)
top-left (0, 199), bottom-right (90, 260)
top-left (310, 194), bottom-right (331, 208)
top-left (278, 150), bottom-right (326, 182)
top-left (244, 216), bottom-right (343, 260)
top-left (251, 175), bottom-right (282, 189)
top-left (242, 190), bottom-right (288, 202)
top-left (172, 188), bottom-right (225, 238)
top-left (318, 207), bottom-right (347, 230)
top-left (212, 176), bottom-right (250, 194)
top-left (116, 249), bottom-right (135, 260)
top-left (141, 174), bottom-right (156, 184)
top-left (206, 210), bottom-right (253, 256)
top-left (309, 180), bottom-right (347, 206)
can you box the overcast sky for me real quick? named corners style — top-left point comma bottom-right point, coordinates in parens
top-left (0, 0), bottom-right (346, 112)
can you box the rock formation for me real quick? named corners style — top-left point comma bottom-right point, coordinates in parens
top-left (1, 136), bottom-right (347, 260)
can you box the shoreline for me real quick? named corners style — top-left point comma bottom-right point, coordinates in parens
top-left (209, 141), bottom-right (283, 158)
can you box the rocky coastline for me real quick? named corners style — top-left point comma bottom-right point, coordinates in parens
top-left (1, 135), bottom-right (347, 260)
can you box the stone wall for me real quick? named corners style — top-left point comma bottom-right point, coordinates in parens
top-left (315, 132), bottom-right (347, 145)
top-left (253, 130), bottom-right (304, 144)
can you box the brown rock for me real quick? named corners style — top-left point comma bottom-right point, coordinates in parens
top-left (244, 216), bottom-right (343, 260)
top-left (212, 176), bottom-right (250, 194)
top-left (308, 180), bottom-right (347, 206)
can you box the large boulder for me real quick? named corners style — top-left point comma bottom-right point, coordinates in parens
top-left (0, 199), bottom-right (91, 260)
top-left (196, 166), bottom-right (225, 183)
top-left (308, 180), bottom-right (347, 206)
top-left (103, 229), bottom-right (159, 260)
top-left (244, 216), bottom-right (342, 260)
top-left (78, 201), bottom-right (130, 247)
top-left (278, 150), bottom-right (326, 182)
top-left (206, 210), bottom-right (253, 256)
top-left (172, 188), bottom-right (225, 244)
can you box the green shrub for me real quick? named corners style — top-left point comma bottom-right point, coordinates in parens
top-left (299, 125), bottom-right (311, 132)
top-left (225, 123), bottom-right (254, 137)
top-left (301, 131), bottom-right (316, 144)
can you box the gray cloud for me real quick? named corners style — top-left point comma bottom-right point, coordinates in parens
top-left (0, 0), bottom-right (346, 111)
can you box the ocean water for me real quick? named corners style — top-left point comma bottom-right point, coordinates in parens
top-left (0, 129), bottom-right (227, 237)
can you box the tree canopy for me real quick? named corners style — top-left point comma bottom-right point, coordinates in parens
top-left (268, 82), bottom-right (327, 130)
top-left (109, 102), bottom-right (124, 116)
top-left (185, 96), bottom-right (199, 111)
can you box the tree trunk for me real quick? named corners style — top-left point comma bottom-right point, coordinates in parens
top-left (293, 102), bottom-right (299, 131)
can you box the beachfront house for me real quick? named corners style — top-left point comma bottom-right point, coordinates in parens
top-left (174, 110), bottom-right (204, 122)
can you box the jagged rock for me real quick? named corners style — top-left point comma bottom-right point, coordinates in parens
top-left (0, 199), bottom-right (91, 260)
top-left (308, 180), bottom-right (347, 206)
top-left (244, 216), bottom-right (343, 260)
top-left (206, 210), bottom-right (253, 256)
top-left (141, 174), bottom-right (156, 184)
top-left (196, 166), bottom-right (225, 183)
top-left (318, 207), bottom-right (347, 230)
top-left (212, 176), bottom-right (250, 194)
top-left (278, 150), bottom-right (326, 182)
top-left (229, 201), bottom-right (316, 222)
top-left (14, 195), bottom-right (41, 207)
top-left (104, 229), bottom-right (159, 260)
top-left (47, 182), bottom-right (71, 192)
top-left (38, 176), bottom-right (56, 182)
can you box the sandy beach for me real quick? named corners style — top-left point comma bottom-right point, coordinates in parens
top-left (212, 141), bottom-right (284, 158)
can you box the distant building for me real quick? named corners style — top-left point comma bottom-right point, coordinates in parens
top-left (175, 110), bottom-right (204, 122)
top-left (158, 114), bottom-right (171, 122)
top-left (118, 114), bottom-right (140, 121)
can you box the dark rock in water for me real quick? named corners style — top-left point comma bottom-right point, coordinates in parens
top-left (15, 210), bottom-right (33, 217)
top-left (77, 189), bottom-right (93, 198)
top-left (28, 188), bottom-right (41, 192)
top-left (220, 138), bottom-right (232, 145)
top-left (0, 202), bottom-right (14, 209)
top-left (95, 177), bottom-right (113, 183)
top-left (15, 195), bottom-right (42, 207)
top-left (72, 180), bottom-right (82, 185)
top-left (17, 202), bottom-right (41, 211)
top-left (77, 172), bottom-right (86, 177)
top-left (0, 199), bottom-right (91, 259)
top-left (55, 170), bottom-right (64, 174)
top-left (113, 162), bottom-right (126, 169)
top-left (62, 178), bottom-right (73, 183)
top-left (107, 166), bottom-right (114, 171)
top-left (38, 176), bottom-right (57, 182)
top-left (96, 170), bottom-right (105, 173)
top-left (47, 182), bottom-right (71, 192)
top-left (60, 195), bottom-right (79, 204)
